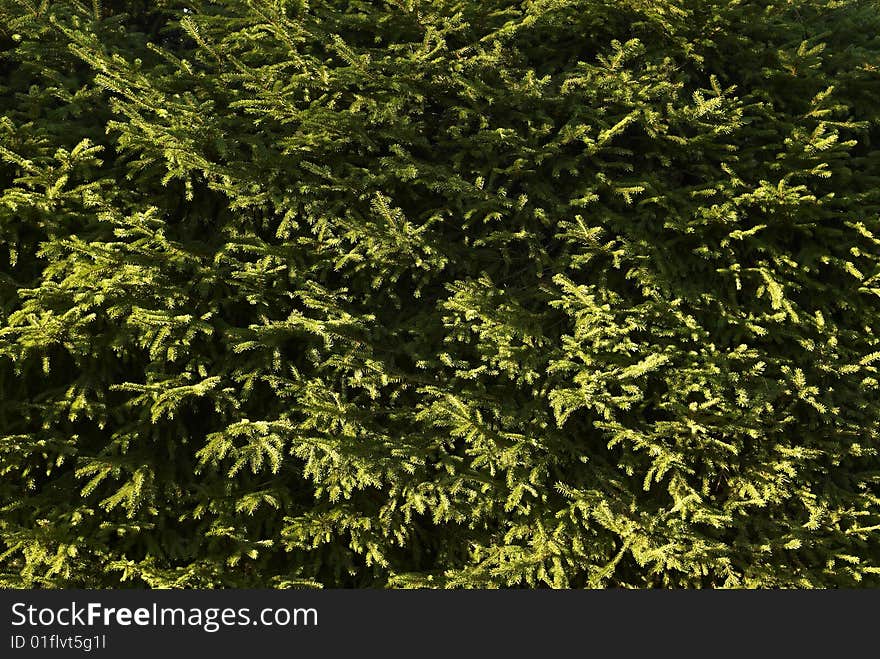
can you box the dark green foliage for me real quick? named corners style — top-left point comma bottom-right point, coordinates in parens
top-left (2, 0), bottom-right (880, 588)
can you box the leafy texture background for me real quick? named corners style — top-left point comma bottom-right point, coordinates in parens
top-left (1, 0), bottom-right (880, 587)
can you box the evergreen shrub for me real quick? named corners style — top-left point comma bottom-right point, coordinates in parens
top-left (2, 0), bottom-right (880, 587)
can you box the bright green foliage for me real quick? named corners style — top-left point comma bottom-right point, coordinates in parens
top-left (2, 0), bottom-right (880, 588)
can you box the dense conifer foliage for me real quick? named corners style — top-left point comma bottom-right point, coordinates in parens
top-left (2, 0), bottom-right (880, 587)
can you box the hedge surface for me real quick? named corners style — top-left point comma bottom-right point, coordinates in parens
top-left (1, 0), bottom-right (880, 588)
